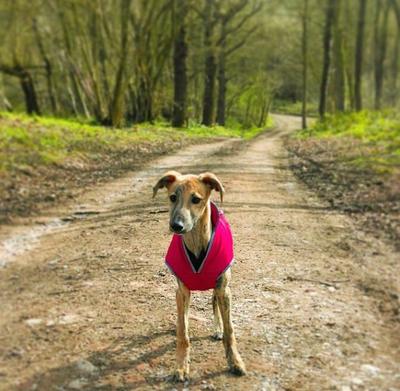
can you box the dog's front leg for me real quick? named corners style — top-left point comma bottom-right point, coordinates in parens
top-left (212, 291), bottom-right (223, 340)
top-left (214, 271), bottom-right (246, 376)
top-left (174, 280), bottom-right (191, 381)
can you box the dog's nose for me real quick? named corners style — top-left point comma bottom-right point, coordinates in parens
top-left (171, 221), bottom-right (184, 233)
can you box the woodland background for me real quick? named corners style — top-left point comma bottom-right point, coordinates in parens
top-left (1, 0), bottom-right (400, 128)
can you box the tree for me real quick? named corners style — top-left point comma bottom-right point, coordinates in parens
top-left (301, 0), bottom-right (309, 128)
top-left (319, 0), bottom-right (336, 118)
top-left (342, 0), bottom-right (356, 111)
top-left (56, 2), bottom-right (89, 117)
top-left (354, 0), bottom-right (367, 111)
top-left (215, 0), bottom-right (261, 126)
top-left (33, 18), bottom-right (57, 114)
top-left (373, 0), bottom-right (390, 110)
top-left (389, 0), bottom-right (400, 106)
top-left (108, 0), bottom-right (131, 127)
top-left (0, 64), bottom-right (41, 115)
top-left (172, 0), bottom-right (189, 128)
top-left (129, 0), bottom-right (173, 123)
top-left (390, 23), bottom-right (400, 106)
top-left (201, 0), bottom-right (218, 126)
top-left (332, 0), bottom-right (345, 112)
top-left (216, 12), bottom-right (229, 126)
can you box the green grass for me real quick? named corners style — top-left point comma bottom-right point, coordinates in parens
top-left (272, 99), bottom-right (319, 117)
top-left (295, 110), bottom-right (400, 170)
top-left (0, 112), bottom-right (270, 172)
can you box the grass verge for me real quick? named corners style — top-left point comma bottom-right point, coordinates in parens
top-left (0, 112), bottom-right (271, 222)
top-left (287, 110), bottom-right (400, 248)
top-left (296, 110), bottom-right (400, 171)
top-left (0, 112), bottom-right (268, 172)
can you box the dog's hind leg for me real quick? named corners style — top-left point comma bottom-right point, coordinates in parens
top-left (212, 291), bottom-right (223, 340)
top-left (174, 280), bottom-right (191, 382)
top-left (214, 271), bottom-right (246, 376)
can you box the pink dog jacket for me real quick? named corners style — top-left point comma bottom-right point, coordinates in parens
top-left (165, 202), bottom-right (234, 291)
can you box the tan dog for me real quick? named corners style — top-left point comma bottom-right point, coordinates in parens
top-left (153, 171), bottom-right (246, 381)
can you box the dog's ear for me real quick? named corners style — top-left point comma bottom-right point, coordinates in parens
top-left (153, 171), bottom-right (180, 198)
top-left (198, 172), bottom-right (225, 203)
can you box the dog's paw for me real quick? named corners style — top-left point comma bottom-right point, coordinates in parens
top-left (172, 369), bottom-right (189, 382)
top-left (212, 331), bottom-right (223, 341)
top-left (229, 363), bottom-right (247, 376)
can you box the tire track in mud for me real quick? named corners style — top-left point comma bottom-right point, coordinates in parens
top-left (0, 115), bottom-right (399, 391)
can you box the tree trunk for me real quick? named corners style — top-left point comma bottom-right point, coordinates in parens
top-left (132, 78), bottom-right (153, 123)
top-left (86, 6), bottom-right (107, 123)
top-left (343, 0), bottom-right (355, 110)
top-left (33, 19), bottom-right (58, 114)
top-left (0, 80), bottom-right (13, 111)
top-left (216, 21), bottom-right (227, 126)
top-left (172, 0), bottom-right (188, 128)
top-left (374, 0), bottom-right (390, 110)
top-left (20, 70), bottom-right (41, 115)
top-left (202, 0), bottom-right (217, 126)
top-left (202, 52), bottom-right (217, 127)
top-left (258, 96), bottom-right (271, 128)
top-left (0, 65), bottom-right (41, 115)
top-left (216, 57), bottom-right (226, 126)
top-left (109, 0), bottom-right (131, 127)
top-left (319, 0), bottom-right (335, 118)
top-left (333, 0), bottom-right (345, 112)
top-left (354, 0), bottom-right (367, 111)
top-left (301, 0), bottom-right (309, 129)
top-left (244, 94), bottom-right (253, 127)
top-left (192, 59), bottom-right (202, 121)
top-left (57, 4), bottom-right (90, 118)
top-left (383, 0), bottom-right (399, 106)
top-left (215, 0), bottom-right (261, 126)
top-left (345, 67), bottom-right (355, 110)
top-left (390, 23), bottom-right (400, 105)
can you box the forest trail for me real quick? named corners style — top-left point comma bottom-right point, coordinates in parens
top-left (0, 115), bottom-right (399, 391)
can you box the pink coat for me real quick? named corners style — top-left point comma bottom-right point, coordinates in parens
top-left (165, 202), bottom-right (234, 291)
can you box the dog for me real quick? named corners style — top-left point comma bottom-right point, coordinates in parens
top-left (153, 171), bottom-right (246, 381)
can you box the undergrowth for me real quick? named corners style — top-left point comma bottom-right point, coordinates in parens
top-left (272, 100), bottom-right (319, 117)
top-left (295, 110), bottom-right (400, 172)
top-left (0, 112), bottom-right (271, 172)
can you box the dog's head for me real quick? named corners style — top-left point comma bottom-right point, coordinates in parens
top-left (153, 171), bottom-right (224, 234)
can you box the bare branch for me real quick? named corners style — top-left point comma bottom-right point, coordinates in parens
top-left (223, 1), bottom-right (263, 38)
top-left (217, 0), bottom-right (248, 22)
top-left (225, 25), bottom-right (259, 56)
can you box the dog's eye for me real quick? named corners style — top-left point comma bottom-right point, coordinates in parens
top-left (169, 194), bottom-right (177, 203)
top-left (192, 196), bottom-right (201, 204)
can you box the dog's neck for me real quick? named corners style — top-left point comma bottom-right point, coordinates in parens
top-left (183, 202), bottom-right (211, 258)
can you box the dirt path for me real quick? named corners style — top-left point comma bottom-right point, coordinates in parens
top-left (0, 115), bottom-right (399, 391)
